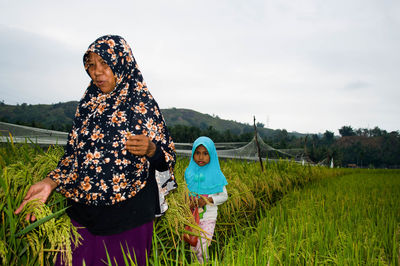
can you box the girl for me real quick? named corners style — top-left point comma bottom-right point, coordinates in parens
top-left (184, 136), bottom-right (228, 263)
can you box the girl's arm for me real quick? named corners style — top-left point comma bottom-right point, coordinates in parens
top-left (195, 186), bottom-right (228, 208)
top-left (209, 186), bottom-right (228, 206)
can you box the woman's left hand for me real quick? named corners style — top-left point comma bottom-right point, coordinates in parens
top-left (126, 135), bottom-right (156, 157)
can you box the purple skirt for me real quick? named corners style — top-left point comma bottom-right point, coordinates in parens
top-left (56, 219), bottom-right (153, 266)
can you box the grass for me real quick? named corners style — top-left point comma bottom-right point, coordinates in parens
top-left (0, 141), bottom-right (79, 265)
top-left (2, 141), bottom-right (397, 265)
top-left (219, 170), bottom-right (400, 265)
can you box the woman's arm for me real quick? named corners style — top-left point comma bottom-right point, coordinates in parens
top-left (14, 177), bottom-right (57, 221)
top-left (126, 135), bottom-right (169, 171)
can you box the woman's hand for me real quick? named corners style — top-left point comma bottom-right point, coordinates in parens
top-left (126, 135), bottom-right (156, 157)
top-left (14, 177), bottom-right (57, 222)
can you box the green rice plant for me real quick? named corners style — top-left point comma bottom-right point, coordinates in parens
top-left (2, 141), bottom-right (352, 265)
top-left (221, 169), bottom-right (400, 265)
top-left (154, 156), bottom-right (348, 264)
top-left (0, 142), bottom-right (80, 265)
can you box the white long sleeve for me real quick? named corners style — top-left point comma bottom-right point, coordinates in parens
top-left (200, 186), bottom-right (228, 221)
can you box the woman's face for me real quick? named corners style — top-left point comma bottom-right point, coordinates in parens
top-left (86, 52), bottom-right (116, 93)
top-left (193, 145), bottom-right (210, 166)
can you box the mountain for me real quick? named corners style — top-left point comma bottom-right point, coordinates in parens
top-left (161, 108), bottom-right (277, 137)
top-left (0, 102), bottom-right (76, 132)
top-left (0, 102), bottom-right (300, 138)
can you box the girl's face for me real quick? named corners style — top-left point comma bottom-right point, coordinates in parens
top-left (193, 145), bottom-right (210, 166)
top-left (86, 52), bottom-right (116, 94)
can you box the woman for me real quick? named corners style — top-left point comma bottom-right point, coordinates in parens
top-left (15, 35), bottom-right (177, 265)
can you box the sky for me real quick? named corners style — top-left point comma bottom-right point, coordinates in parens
top-left (0, 0), bottom-right (399, 135)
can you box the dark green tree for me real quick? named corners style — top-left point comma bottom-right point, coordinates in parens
top-left (322, 130), bottom-right (334, 144)
top-left (339, 125), bottom-right (356, 137)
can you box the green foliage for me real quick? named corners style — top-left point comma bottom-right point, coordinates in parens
top-left (0, 102), bottom-right (280, 138)
top-left (0, 142), bottom-right (79, 266)
top-left (333, 133), bottom-right (400, 167)
top-left (153, 156), bottom-right (347, 264)
top-left (221, 170), bottom-right (400, 265)
top-left (0, 102), bottom-right (77, 132)
top-left (169, 125), bottom-right (253, 143)
top-left (339, 125), bottom-right (356, 137)
top-left (2, 141), bottom-right (399, 265)
top-left (2, 102), bottom-right (399, 167)
top-left (305, 128), bottom-right (400, 168)
top-left (1, 142), bottom-right (346, 265)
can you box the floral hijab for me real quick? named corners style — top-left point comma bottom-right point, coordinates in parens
top-left (184, 136), bottom-right (228, 195)
top-left (48, 35), bottom-right (176, 206)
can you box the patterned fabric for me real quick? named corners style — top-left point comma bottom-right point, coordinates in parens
top-left (191, 219), bottom-right (216, 264)
top-left (185, 136), bottom-right (228, 195)
top-left (155, 170), bottom-right (176, 216)
top-left (48, 35), bottom-right (176, 206)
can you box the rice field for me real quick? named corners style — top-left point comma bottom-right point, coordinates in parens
top-left (1, 141), bottom-right (399, 265)
top-left (220, 170), bottom-right (400, 265)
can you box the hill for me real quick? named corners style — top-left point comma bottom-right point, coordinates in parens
top-left (161, 108), bottom-right (278, 137)
top-left (0, 102), bottom-right (300, 138)
top-left (0, 102), bottom-right (76, 132)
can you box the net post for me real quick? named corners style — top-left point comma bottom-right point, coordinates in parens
top-left (253, 116), bottom-right (264, 172)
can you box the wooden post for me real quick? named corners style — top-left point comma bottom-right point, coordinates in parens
top-left (253, 116), bottom-right (264, 172)
top-left (304, 135), bottom-right (308, 164)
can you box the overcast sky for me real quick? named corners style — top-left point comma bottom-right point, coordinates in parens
top-left (0, 0), bottom-right (399, 134)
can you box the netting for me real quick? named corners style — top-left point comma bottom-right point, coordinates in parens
top-left (216, 134), bottom-right (311, 162)
top-left (0, 122), bottom-right (68, 145)
top-left (0, 122), bottom-right (312, 163)
top-left (176, 134), bottom-right (312, 163)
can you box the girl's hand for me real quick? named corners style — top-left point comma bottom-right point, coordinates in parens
top-left (189, 197), bottom-right (198, 209)
top-left (190, 196), bottom-right (213, 208)
top-left (198, 197), bottom-right (213, 207)
top-left (198, 198), bottom-right (206, 208)
top-left (14, 177), bottom-right (57, 222)
top-left (126, 135), bottom-right (156, 157)
top-left (189, 200), bottom-right (196, 209)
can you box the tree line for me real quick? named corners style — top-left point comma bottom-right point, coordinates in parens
top-left (303, 126), bottom-right (400, 168)
top-left (170, 124), bottom-right (399, 168)
top-left (2, 111), bottom-right (399, 168)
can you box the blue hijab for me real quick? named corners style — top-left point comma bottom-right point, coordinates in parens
top-left (184, 136), bottom-right (228, 195)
